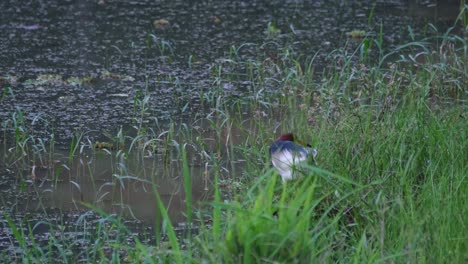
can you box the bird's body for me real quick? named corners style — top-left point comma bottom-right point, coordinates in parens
top-left (269, 133), bottom-right (316, 182)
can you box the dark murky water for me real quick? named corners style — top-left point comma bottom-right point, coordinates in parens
top-left (0, 0), bottom-right (462, 250)
top-left (0, 0), bottom-right (460, 141)
top-left (16, 153), bottom-right (211, 223)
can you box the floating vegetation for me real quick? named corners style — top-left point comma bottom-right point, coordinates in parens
top-left (212, 15), bottom-right (222, 25)
top-left (100, 70), bottom-right (135, 81)
top-left (94, 141), bottom-right (115, 150)
top-left (266, 21), bottom-right (281, 38)
top-left (24, 74), bottom-right (64, 85)
top-left (346, 29), bottom-right (366, 38)
top-left (66, 76), bottom-right (95, 86)
top-left (153, 18), bottom-right (170, 30)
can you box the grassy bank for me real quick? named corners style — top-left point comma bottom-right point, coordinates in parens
top-left (1, 16), bottom-right (467, 263)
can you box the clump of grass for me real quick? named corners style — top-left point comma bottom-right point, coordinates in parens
top-left (189, 17), bottom-right (467, 262)
top-left (218, 171), bottom-right (361, 262)
top-left (191, 77), bottom-right (466, 262)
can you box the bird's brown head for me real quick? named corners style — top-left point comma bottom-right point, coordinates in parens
top-left (277, 133), bottom-right (295, 142)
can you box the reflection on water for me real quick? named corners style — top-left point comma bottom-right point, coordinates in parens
top-left (21, 153), bottom-right (211, 224)
top-left (1, 123), bottom-right (254, 224)
top-left (7, 148), bottom-right (216, 225)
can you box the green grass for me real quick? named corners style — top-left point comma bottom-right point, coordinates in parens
top-left (188, 80), bottom-right (466, 263)
top-left (1, 16), bottom-right (467, 263)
